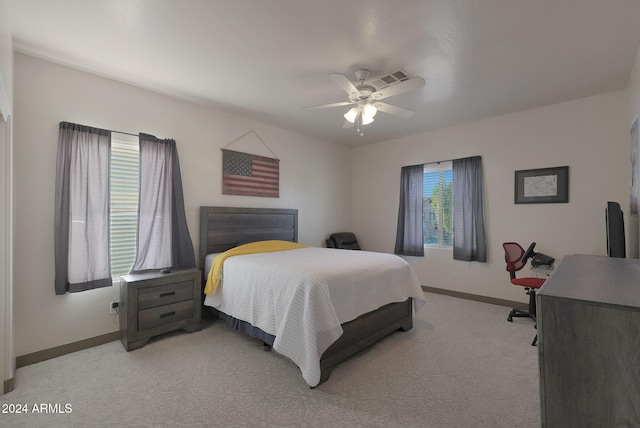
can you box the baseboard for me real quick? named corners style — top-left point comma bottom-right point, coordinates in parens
top-left (3, 377), bottom-right (14, 394)
top-left (16, 331), bottom-right (120, 369)
top-left (15, 290), bottom-right (525, 370)
top-left (422, 286), bottom-right (528, 311)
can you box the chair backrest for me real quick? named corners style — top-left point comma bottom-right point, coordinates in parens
top-left (503, 242), bottom-right (526, 275)
top-left (329, 232), bottom-right (361, 250)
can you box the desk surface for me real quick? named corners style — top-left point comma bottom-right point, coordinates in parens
top-left (537, 254), bottom-right (640, 310)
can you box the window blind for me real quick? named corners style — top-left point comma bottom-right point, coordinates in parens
top-left (423, 161), bottom-right (453, 246)
top-left (110, 138), bottom-right (139, 277)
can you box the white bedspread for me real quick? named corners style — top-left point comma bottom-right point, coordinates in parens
top-left (203, 247), bottom-right (425, 386)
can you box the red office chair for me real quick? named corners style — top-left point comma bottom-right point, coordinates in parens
top-left (503, 242), bottom-right (546, 346)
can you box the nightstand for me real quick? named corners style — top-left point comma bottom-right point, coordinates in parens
top-left (120, 268), bottom-right (202, 351)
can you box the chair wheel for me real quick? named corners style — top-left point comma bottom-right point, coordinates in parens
top-left (507, 315), bottom-right (513, 322)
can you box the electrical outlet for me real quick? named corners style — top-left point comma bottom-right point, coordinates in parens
top-left (109, 301), bottom-right (119, 314)
top-left (451, 271), bottom-right (459, 280)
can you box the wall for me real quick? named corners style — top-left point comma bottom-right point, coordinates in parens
top-left (353, 90), bottom-right (629, 304)
top-left (0, 0), bottom-right (15, 394)
top-left (0, 0), bottom-right (11, 116)
top-left (13, 53), bottom-right (352, 357)
top-left (627, 41), bottom-right (640, 257)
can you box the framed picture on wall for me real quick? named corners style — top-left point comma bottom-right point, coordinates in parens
top-left (514, 166), bottom-right (569, 204)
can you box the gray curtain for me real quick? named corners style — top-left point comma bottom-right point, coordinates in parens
top-left (394, 164), bottom-right (425, 256)
top-left (131, 134), bottom-right (195, 273)
top-left (54, 122), bottom-right (112, 294)
top-left (452, 156), bottom-right (487, 262)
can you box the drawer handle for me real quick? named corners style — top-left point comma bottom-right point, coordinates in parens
top-left (159, 291), bottom-right (176, 298)
top-left (160, 311), bottom-right (176, 319)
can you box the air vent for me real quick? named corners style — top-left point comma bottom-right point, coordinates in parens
top-left (370, 69), bottom-right (411, 90)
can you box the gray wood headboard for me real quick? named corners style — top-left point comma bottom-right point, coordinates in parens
top-left (199, 206), bottom-right (298, 265)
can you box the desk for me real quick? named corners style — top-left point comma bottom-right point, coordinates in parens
top-left (537, 255), bottom-right (640, 427)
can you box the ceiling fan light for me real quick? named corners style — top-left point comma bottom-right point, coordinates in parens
top-left (361, 115), bottom-right (374, 125)
top-left (344, 107), bottom-right (359, 123)
top-left (363, 103), bottom-right (377, 118)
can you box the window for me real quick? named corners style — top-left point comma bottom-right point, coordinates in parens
top-left (56, 123), bottom-right (194, 294)
top-left (110, 136), bottom-right (139, 277)
top-left (423, 162), bottom-right (453, 246)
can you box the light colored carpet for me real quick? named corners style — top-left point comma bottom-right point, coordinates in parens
top-left (0, 292), bottom-right (540, 427)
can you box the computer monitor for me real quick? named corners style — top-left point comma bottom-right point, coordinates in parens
top-left (605, 201), bottom-right (625, 258)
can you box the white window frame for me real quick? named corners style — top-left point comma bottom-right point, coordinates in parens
top-left (423, 161), bottom-right (453, 248)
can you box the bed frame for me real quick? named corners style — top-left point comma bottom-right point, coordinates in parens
top-left (199, 206), bottom-right (413, 386)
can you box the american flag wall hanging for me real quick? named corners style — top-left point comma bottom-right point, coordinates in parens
top-left (222, 149), bottom-right (280, 197)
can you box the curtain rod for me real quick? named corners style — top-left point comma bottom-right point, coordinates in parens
top-left (428, 159), bottom-right (453, 165)
top-left (426, 155), bottom-right (482, 165)
top-left (111, 129), bottom-right (138, 137)
top-left (61, 122), bottom-right (140, 137)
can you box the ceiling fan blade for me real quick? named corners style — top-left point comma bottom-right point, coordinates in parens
top-left (371, 76), bottom-right (425, 100)
top-left (329, 73), bottom-right (361, 98)
top-left (342, 120), bottom-right (355, 128)
top-left (373, 102), bottom-right (414, 118)
top-left (302, 101), bottom-right (353, 110)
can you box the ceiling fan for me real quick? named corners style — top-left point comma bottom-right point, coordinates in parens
top-left (303, 69), bottom-right (425, 136)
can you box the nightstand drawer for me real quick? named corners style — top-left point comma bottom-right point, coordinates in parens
top-left (138, 281), bottom-right (193, 310)
top-left (138, 300), bottom-right (194, 331)
top-left (120, 268), bottom-right (201, 351)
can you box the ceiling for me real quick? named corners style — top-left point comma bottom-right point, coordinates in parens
top-left (8, 0), bottom-right (640, 147)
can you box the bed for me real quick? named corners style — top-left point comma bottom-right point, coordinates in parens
top-left (199, 206), bottom-right (425, 387)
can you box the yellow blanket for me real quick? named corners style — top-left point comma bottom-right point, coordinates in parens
top-left (204, 240), bottom-right (308, 295)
